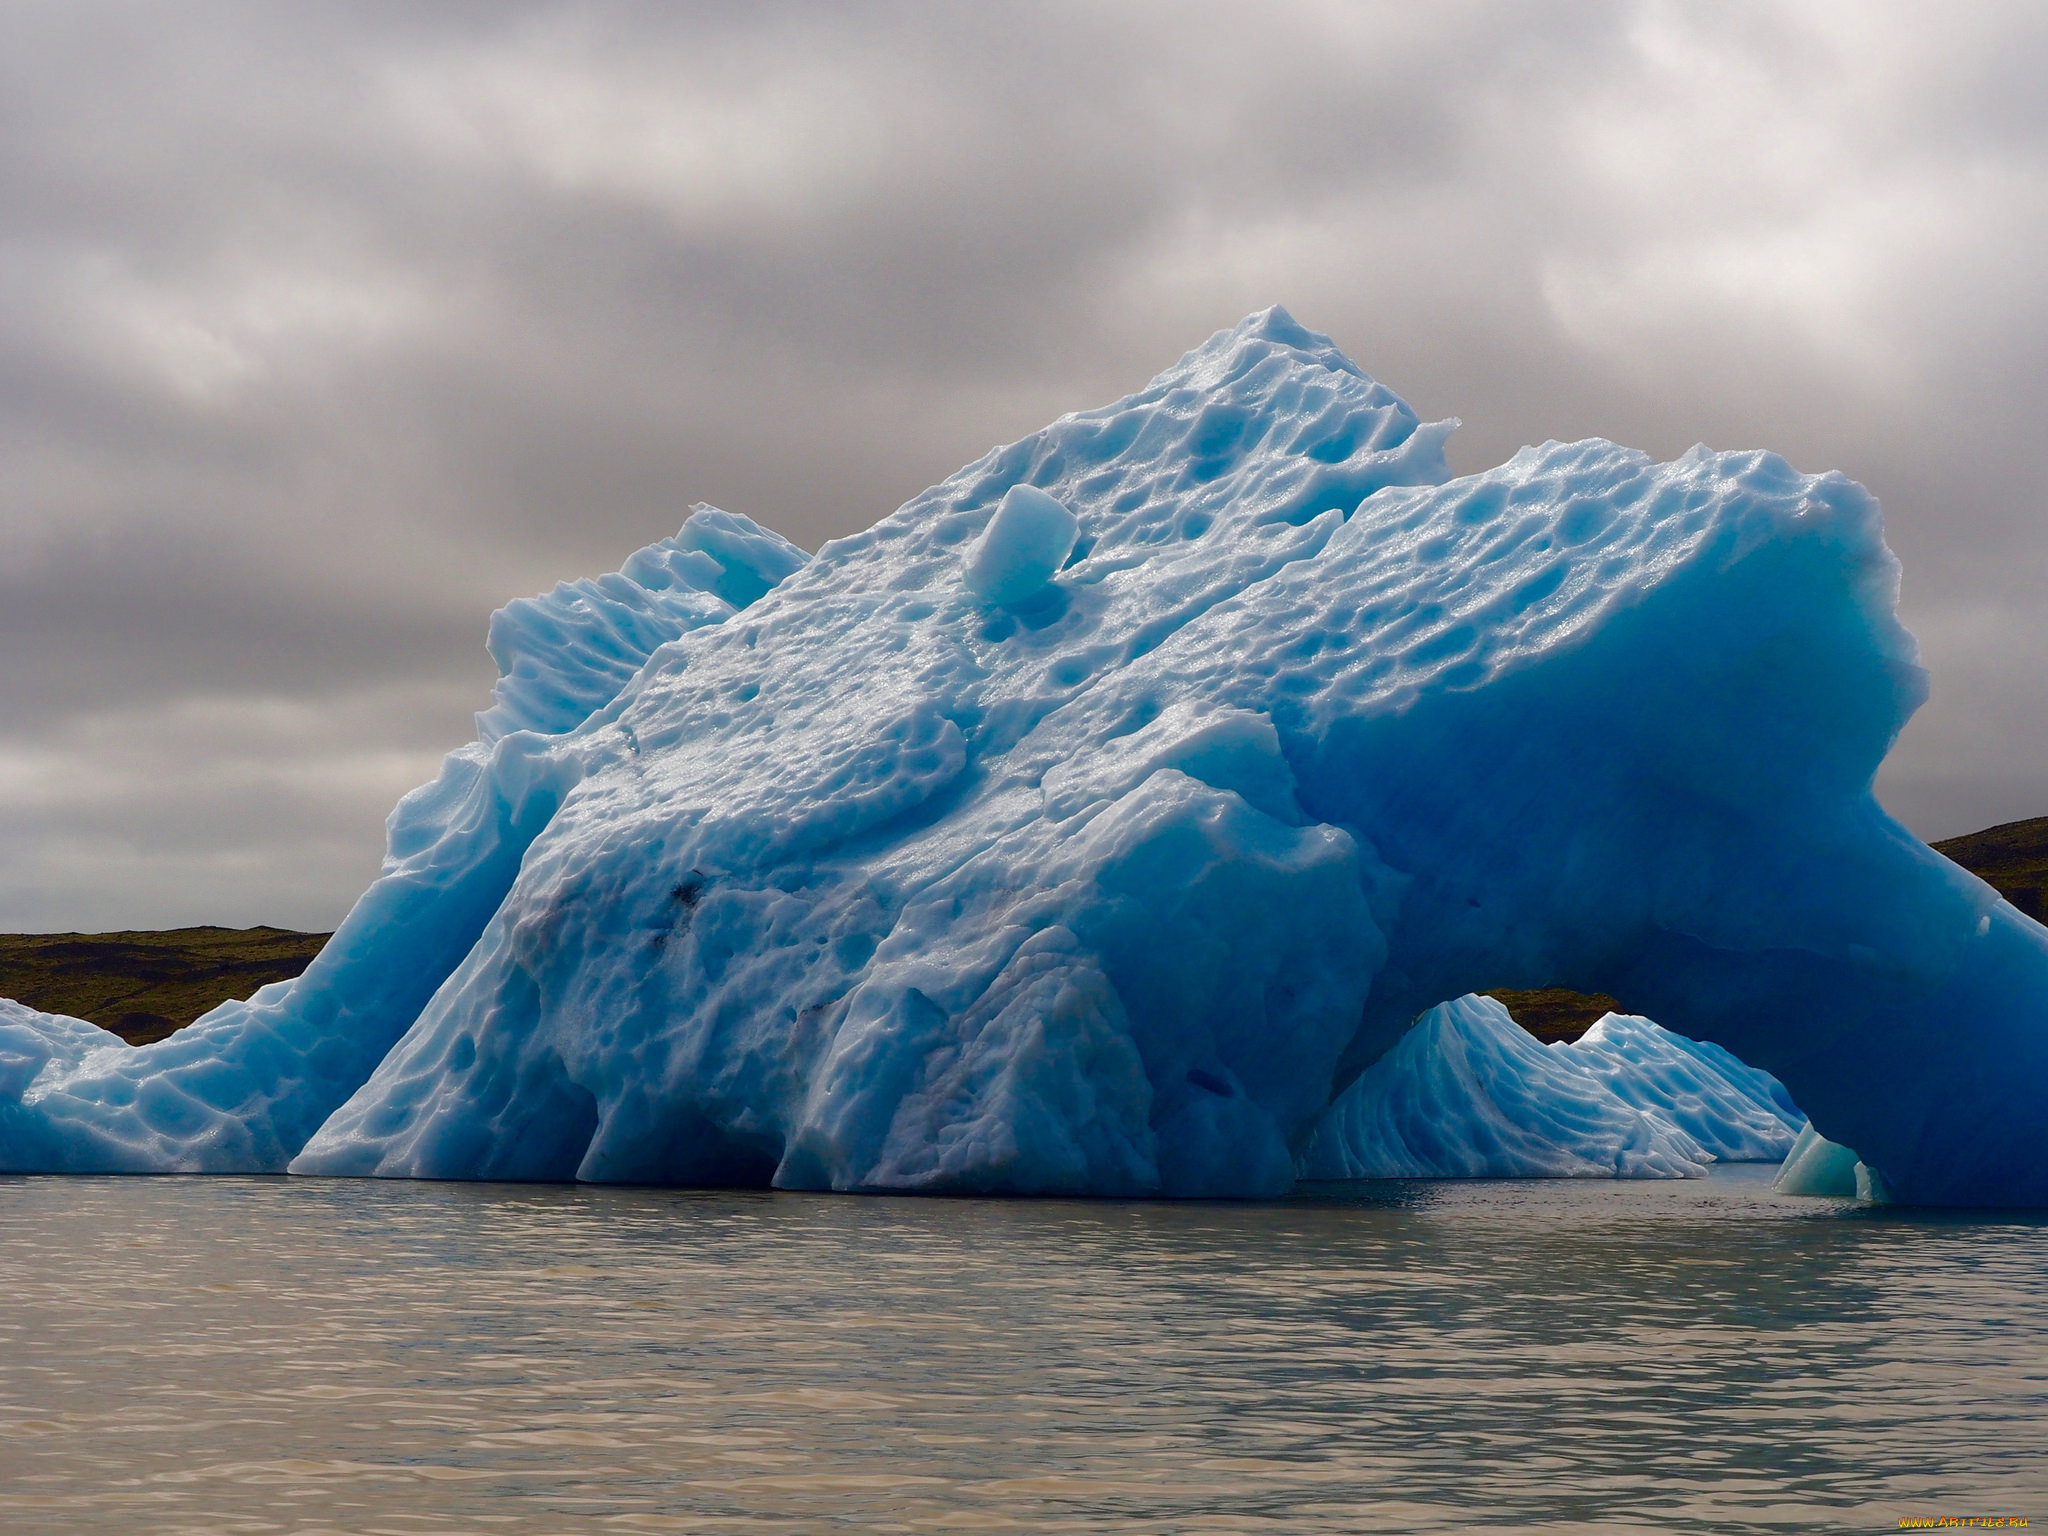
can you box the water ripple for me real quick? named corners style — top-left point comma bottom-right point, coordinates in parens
top-left (1, 1167), bottom-right (2044, 1532)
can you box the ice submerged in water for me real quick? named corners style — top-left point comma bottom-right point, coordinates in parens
top-left (5, 307), bottom-right (2045, 1204)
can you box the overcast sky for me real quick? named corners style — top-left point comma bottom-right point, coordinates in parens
top-left (3, 0), bottom-right (2045, 932)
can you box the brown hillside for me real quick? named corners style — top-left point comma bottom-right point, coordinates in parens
top-left (0, 927), bottom-right (329, 1044)
top-left (1930, 815), bottom-right (2048, 923)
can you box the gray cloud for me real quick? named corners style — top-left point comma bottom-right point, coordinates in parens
top-left (2, 0), bottom-right (2045, 928)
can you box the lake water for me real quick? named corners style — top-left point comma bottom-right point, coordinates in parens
top-left (1, 1167), bottom-right (2043, 1533)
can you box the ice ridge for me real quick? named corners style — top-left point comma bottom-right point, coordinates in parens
top-left (3, 306), bottom-right (2044, 1204)
top-left (1299, 997), bottom-right (1805, 1180)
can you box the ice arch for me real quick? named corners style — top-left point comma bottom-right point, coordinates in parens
top-left (4, 308), bottom-right (2043, 1205)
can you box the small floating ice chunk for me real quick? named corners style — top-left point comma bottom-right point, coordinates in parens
top-left (963, 484), bottom-right (1079, 606)
top-left (1773, 1121), bottom-right (1868, 1197)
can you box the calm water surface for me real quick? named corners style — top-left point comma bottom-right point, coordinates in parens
top-left (1, 1167), bottom-right (2044, 1533)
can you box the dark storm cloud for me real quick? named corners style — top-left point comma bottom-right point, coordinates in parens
top-left (2, 0), bottom-right (2045, 927)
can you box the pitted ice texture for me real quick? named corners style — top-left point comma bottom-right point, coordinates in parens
top-left (3, 307), bottom-right (2039, 1203)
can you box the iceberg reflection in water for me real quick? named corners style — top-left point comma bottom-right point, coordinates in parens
top-left (2, 1169), bottom-right (2043, 1534)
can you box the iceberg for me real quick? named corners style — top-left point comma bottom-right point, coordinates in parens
top-left (4, 307), bottom-right (2045, 1204)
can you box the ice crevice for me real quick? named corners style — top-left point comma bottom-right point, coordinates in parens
top-left (3, 305), bottom-right (2043, 1205)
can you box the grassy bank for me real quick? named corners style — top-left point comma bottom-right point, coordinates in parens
top-left (0, 927), bottom-right (330, 1044)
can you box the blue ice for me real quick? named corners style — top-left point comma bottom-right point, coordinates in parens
top-left (1300, 997), bottom-right (1804, 1180)
top-left (3, 308), bottom-right (2041, 1204)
